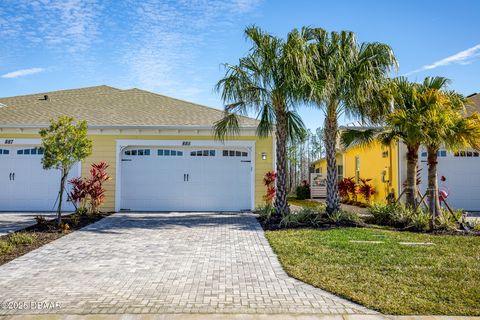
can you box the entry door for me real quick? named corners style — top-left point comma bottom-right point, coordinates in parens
top-left (0, 146), bottom-right (77, 211)
top-left (120, 146), bottom-right (252, 211)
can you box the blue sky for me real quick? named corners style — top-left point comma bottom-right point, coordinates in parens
top-left (1, 0), bottom-right (479, 131)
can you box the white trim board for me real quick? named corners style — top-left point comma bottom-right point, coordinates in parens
top-left (114, 139), bottom-right (256, 212)
top-left (0, 138), bottom-right (41, 146)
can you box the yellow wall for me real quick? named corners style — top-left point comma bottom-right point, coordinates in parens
top-left (313, 143), bottom-right (398, 203)
top-left (314, 153), bottom-right (342, 176)
top-left (343, 142), bottom-right (398, 203)
top-left (0, 133), bottom-right (273, 211)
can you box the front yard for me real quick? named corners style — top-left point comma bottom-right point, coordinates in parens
top-left (266, 227), bottom-right (480, 315)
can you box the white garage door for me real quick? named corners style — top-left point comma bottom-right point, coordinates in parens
top-left (120, 146), bottom-right (252, 211)
top-left (419, 150), bottom-right (480, 211)
top-left (0, 146), bottom-right (78, 211)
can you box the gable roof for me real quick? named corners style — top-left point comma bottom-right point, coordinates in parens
top-left (0, 85), bottom-right (259, 128)
top-left (467, 93), bottom-right (480, 115)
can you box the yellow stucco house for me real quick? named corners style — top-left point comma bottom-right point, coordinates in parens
top-left (0, 86), bottom-right (274, 212)
top-left (312, 134), bottom-right (399, 204)
top-left (312, 93), bottom-right (480, 210)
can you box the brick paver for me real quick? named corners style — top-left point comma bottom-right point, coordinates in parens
top-left (0, 212), bottom-right (374, 315)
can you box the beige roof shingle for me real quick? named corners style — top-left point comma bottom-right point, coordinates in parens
top-left (467, 93), bottom-right (480, 116)
top-left (0, 85), bottom-right (259, 128)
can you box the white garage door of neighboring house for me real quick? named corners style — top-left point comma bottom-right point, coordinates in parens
top-left (120, 146), bottom-right (252, 211)
top-left (419, 150), bottom-right (480, 211)
top-left (0, 146), bottom-right (78, 211)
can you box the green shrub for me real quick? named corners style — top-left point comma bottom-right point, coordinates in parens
top-left (435, 209), bottom-right (464, 231)
top-left (295, 181), bottom-right (310, 200)
top-left (369, 203), bottom-right (397, 225)
top-left (280, 208), bottom-right (323, 228)
top-left (327, 210), bottom-right (360, 225)
top-left (8, 232), bottom-right (37, 246)
top-left (256, 205), bottom-right (276, 223)
top-left (70, 214), bottom-right (81, 226)
top-left (35, 215), bottom-right (47, 225)
top-left (407, 210), bottom-right (430, 231)
top-left (471, 221), bottom-right (480, 232)
top-left (76, 207), bottom-right (88, 216)
top-left (368, 202), bottom-right (431, 231)
top-left (394, 205), bottom-right (417, 227)
top-left (0, 240), bottom-right (14, 255)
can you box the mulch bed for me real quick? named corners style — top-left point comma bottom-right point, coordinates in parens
top-left (0, 212), bottom-right (112, 266)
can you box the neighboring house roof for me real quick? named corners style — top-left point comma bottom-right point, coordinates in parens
top-left (466, 93), bottom-right (480, 115)
top-left (0, 85), bottom-right (259, 128)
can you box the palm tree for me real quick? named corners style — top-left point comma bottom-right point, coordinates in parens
top-left (418, 77), bottom-right (480, 222)
top-left (302, 28), bottom-right (397, 213)
top-left (214, 26), bottom-right (309, 216)
top-left (341, 77), bottom-right (426, 208)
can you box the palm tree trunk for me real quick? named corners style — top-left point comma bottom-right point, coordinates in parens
top-left (324, 104), bottom-right (339, 214)
top-left (274, 110), bottom-right (290, 216)
top-left (405, 145), bottom-right (419, 208)
top-left (427, 146), bottom-right (441, 228)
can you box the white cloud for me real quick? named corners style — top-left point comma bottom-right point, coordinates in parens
top-left (1, 67), bottom-right (45, 79)
top-left (0, 0), bottom-right (103, 53)
top-left (122, 0), bottom-right (263, 97)
top-left (405, 44), bottom-right (480, 76)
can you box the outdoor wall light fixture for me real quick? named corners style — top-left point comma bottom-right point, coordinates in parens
top-left (261, 152), bottom-right (267, 160)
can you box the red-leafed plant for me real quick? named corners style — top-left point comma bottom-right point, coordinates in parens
top-left (357, 178), bottom-right (376, 203)
top-left (263, 171), bottom-right (277, 205)
top-left (69, 177), bottom-right (89, 212)
top-left (338, 177), bottom-right (356, 201)
top-left (88, 162), bottom-right (110, 213)
top-left (69, 162), bottom-right (111, 214)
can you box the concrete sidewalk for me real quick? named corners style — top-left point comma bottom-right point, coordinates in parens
top-left (1, 313), bottom-right (478, 319)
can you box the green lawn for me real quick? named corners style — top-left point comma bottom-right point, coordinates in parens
top-left (287, 198), bottom-right (323, 209)
top-left (265, 228), bottom-right (480, 315)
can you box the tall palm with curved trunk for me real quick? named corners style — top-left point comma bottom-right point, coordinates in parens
top-left (419, 77), bottom-right (480, 222)
top-left (302, 28), bottom-right (397, 213)
top-left (214, 26), bottom-right (309, 216)
top-left (341, 77), bottom-right (427, 208)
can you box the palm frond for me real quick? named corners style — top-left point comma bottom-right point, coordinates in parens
top-left (340, 128), bottom-right (382, 148)
top-left (213, 113), bottom-right (240, 142)
top-left (256, 103), bottom-right (275, 137)
top-left (422, 76), bottom-right (451, 90)
top-left (286, 110), bottom-right (306, 142)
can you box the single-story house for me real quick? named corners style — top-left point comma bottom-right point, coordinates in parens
top-left (0, 85), bottom-right (274, 212)
top-left (312, 140), bottom-right (398, 203)
top-left (312, 92), bottom-right (480, 211)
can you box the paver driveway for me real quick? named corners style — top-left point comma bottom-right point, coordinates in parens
top-left (0, 212), bottom-right (374, 315)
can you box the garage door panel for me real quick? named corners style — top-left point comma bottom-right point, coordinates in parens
top-left (0, 146), bottom-right (77, 211)
top-left (121, 145), bottom-right (252, 212)
top-left (419, 153), bottom-right (480, 211)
